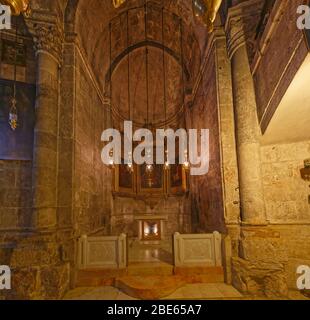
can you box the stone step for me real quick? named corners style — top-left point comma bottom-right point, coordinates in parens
top-left (128, 262), bottom-right (174, 276)
top-left (75, 269), bottom-right (127, 287)
top-left (75, 264), bottom-right (225, 288)
top-left (174, 266), bottom-right (224, 283)
top-left (115, 275), bottom-right (186, 300)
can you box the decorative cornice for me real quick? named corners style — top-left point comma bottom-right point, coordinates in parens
top-left (191, 26), bottom-right (225, 103)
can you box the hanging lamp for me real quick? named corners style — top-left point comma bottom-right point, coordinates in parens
top-left (161, 7), bottom-right (169, 171)
top-left (108, 22), bottom-right (115, 168)
top-left (8, 17), bottom-right (19, 131)
top-left (143, 1), bottom-right (154, 174)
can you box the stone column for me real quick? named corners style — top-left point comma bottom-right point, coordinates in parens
top-left (30, 22), bottom-right (63, 229)
top-left (225, 4), bottom-right (267, 225)
top-left (212, 28), bottom-right (241, 227)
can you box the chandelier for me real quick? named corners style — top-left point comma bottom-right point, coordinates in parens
top-left (0, 0), bottom-right (30, 16)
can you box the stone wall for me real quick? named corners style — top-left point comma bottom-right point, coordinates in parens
top-left (72, 50), bottom-right (112, 236)
top-left (259, 140), bottom-right (310, 291)
top-left (261, 141), bottom-right (310, 223)
top-left (187, 47), bottom-right (225, 234)
top-left (0, 161), bottom-right (32, 230)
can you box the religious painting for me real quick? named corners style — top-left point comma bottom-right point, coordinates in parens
top-left (168, 163), bottom-right (187, 194)
top-left (170, 164), bottom-right (183, 188)
top-left (0, 79), bottom-right (35, 160)
top-left (114, 162), bottom-right (135, 194)
top-left (119, 163), bottom-right (133, 189)
top-left (138, 164), bottom-right (164, 193)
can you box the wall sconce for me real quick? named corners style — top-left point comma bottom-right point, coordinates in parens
top-left (300, 159), bottom-right (310, 205)
top-left (300, 159), bottom-right (310, 181)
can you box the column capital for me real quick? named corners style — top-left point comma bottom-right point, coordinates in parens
top-left (225, 0), bottom-right (264, 60)
top-left (25, 13), bottom-right (64, 65)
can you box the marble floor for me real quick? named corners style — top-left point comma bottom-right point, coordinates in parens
top-left (128, 239), bottom-right (173, 264)
top-left (64, 283), bottom-right (243, 300)
top-left (63, 285), bottom-right (310, 300)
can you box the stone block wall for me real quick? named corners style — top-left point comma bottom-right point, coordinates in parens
top-left (72, 50), bottom-right (112, 236)
top-left (187, 47), bottom-right (225, 234)
top-left (0, 160), bottom-right (32, 230)
top-left (260, 141), bottom-right (310, 290)
top-left (261, 141), bottom-right (310, 223)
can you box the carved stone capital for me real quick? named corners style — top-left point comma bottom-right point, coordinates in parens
top-left (25, 14), bottom-right (64, 65)
top-left (225, 12), bottom-right (245, 60)
top-left (225, 0), bottom-right (265, 60)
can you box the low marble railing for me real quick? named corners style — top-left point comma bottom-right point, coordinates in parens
top-left (173, 231), bottom-right (222, 267)
top-left (78, 233), bottom-right (127, 269)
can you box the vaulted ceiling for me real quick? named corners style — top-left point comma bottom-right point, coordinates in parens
top-left (61, 0), bottom-right (214, 128)
top-left (64, 0), bottom-right (210, 92)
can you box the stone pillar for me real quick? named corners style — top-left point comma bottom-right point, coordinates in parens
top-left (212, 28), bottom-right (241, 227)
top-left (30, 22), bottom-right (64, 229)
top-left (225, 4), bottom-right (267, 225)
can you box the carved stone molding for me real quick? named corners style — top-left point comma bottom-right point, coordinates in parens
top-left (225, 14), bottom-right (244, 60)
top-left (225, 0), bottom-right (265, 60)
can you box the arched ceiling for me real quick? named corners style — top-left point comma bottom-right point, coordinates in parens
top-left (65, 0), bottom-right (210, 92)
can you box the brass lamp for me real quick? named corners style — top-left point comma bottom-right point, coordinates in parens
top-left (0, 0), bottom-right (30, 16)
top-left (112, 0), bottom-right (125, 9)
top-left (192, 0), bottom-right (222, 32)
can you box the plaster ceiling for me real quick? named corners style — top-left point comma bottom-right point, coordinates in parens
top-left (261, 53), bottom-right (310, 145)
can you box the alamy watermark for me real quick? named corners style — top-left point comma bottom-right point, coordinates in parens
top-left (101, 121), bottom-right (210, 176)
top-left (0, 265), bottom-right (11, 290)
top-left (296, 265), bottom-right (310, 290)
top-left (0, 5), bottom-right (11, 30)
top-left (297, 5), bottom-right (310, 30)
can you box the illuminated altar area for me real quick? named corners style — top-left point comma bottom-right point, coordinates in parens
top-left (111, 162), bottom-right (191, 240)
